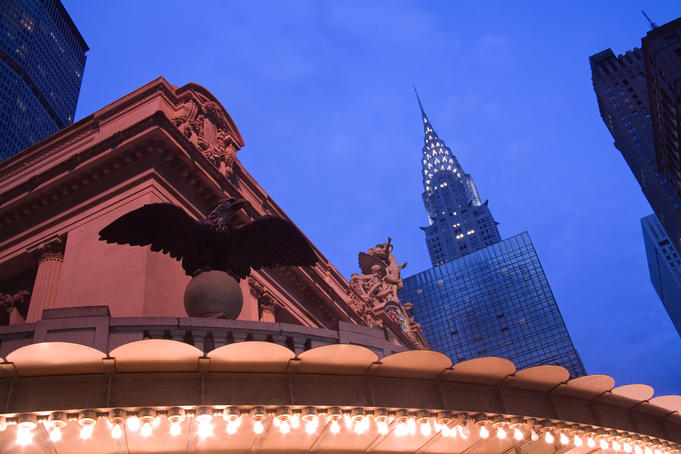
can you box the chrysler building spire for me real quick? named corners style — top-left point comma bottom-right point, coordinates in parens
top-left (415, 90), bottom-right (501, 266)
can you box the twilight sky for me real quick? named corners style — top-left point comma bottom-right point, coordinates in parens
top-left (63, 1), bottom-right (681, 394)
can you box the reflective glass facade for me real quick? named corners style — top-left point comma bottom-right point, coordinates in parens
top-left (641, 214), bottom-right (681, 337)
top-left (0, 0), bottom-right (87, 161)
top-left (400, 232), bottom-right (586, 377)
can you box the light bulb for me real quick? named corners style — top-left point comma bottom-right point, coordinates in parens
top-left (226, 421), bottom-right (238, 435)
top-left (279, 420), bottom-right (290, 434)
top-left (574, 435), bottom-right (583, 447)
top-left (141, 422), bottom-right (153, 438)
top-left (111, 423), bottom-right (123, 440)
top-left (330, 420), bottom-right (340, 434)
top-left (305, 418), bottom-right (318, 434)
top-left (645, 447), bottom-right (653, 454)
top-left (441, 425), bottom-right (450, 437)
top-left (407, 418), bottom-right (416, 435)
top-left (545, 431), bottom-right (554, 444)
top-left (80, 425), bottom-right (94, 440)
top-left (197, 420), bottom-right (212, 439)
top-left (377, 421), bottom-right (389, 435)
top-left (170, 422), bottom-right (182, 437)
top-left (290, 414), bottom-right (300, 429)
top-left (49, 427), bottom-right (62, 442)
top-left (253, 420), bottom-right (264, 434)
top-left (514, 427), bottom-right (523, 440)
top-left (613, 440), bottom-right (622, 451)
top-left (16, 428), bottom-right (33, 446)
top-left (127, 416), bottom-right (140, 431)
top-left (395, 422), bottom-right (408, 437)
top-left (458, 425), bottom-right (469, 439)
top-left (560, 433), bottom-right (569, 445)
top-left (624, 442), bottom-right (633, 453)
top-left (497, 427), bottom-right (506, 439)
top-left (600, 439), bottom-right (609, 450)
top-left (635, 445), bottom-right (643, 454)
top-left (587, 437), bottom-right (596, 448)
top-left (420, 422), bottom-right (431, 437)
top-left (479, 425), bottom-right (489, 438)
top-left (531, 430), bottom-right (539, 441)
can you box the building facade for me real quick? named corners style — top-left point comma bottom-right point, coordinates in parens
top-left (642, 18), bottom-right (681, 218)
top-left (0, 0), bottom-right (87, 161)
top-left (402, 93), bottom-right (585, 377)
top-left (400, 232), bottom-right (585, 377)
top-left (641, 214), bottom-right (681, 336)
top-left (0, 79), bottom-right (677, 453)
top-left (416, 91), bottom-right (501, 267)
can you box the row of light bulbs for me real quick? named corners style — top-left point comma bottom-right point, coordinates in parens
top-left (1, 406), bottom-right (678, 453)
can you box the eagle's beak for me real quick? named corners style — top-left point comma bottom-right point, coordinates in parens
top-left (230, 198), bottom-right (249, 211)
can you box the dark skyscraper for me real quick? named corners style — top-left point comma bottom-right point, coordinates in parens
top-left (589, 47), bottom-right (681, 257)
top-left (0, 0), bottom-right (87, 161)
top-left (642, 18), bottom-right (681, 219)
top-left (416, 90), bottom-right (501, 266)
top-left (401, 92), bottom-right (585, 377)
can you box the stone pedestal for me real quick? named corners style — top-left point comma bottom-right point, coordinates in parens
top-left (27, 238), bottom-right (65, 323)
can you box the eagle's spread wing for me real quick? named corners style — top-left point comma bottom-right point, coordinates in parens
top-left (98, 203), bottom-right (202, 268)
top-left (220, 216), bottom-right (318, 279)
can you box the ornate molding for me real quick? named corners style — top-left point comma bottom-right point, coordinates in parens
top-left (0, 290), bottom-right (30, 313)
top-left (28, 236), bottom-right (65, 263)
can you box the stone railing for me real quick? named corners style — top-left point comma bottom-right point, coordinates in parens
top-left (0, 306), bottom-right (408, 359)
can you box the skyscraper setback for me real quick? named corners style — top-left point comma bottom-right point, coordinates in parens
top-left (400, 92), bottom-right (585, 377)
top-left (416, 90), bottom-right (501, 266)
top-left (0, 0), bottom-right (87, 161)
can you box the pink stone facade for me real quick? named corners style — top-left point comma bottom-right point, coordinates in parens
top-left (0, 78), bottom-right (426, 350)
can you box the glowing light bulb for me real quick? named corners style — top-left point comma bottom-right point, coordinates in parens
top-left (49, 427), bottom-right (62, 442)
top-left (305, 418), bottom-right (318, 434)
top-left (458, 425), bottom-right (470, 439)
top-left (644, 447), bottom-right (653, 454)
top-left (330, 420), bottom-right (340, 434)
top-left (514, 427), bottom-right (523, 440)
top-left (560, 433), bottom-right (569, 445)
top-left (654, 449), bottom-right (662, 454)
top-left (16, 428), bottom-right (33, 446)
top-left (624, 442), bottom-right (633, 453)
top-left (600, 439), bottom-right (609, 450)
top-left (226, 421), bottom-right (238, 435)
top-left (197, 420), bottom-right (212, 439)
top-left (407, 418), bottom-right (416, 435)
top-left (441, 425), bottom-right (450, 437)
top-left (127, 416), bottom-right (140, 432)
top-left (80, 425), bottom-right (94, 440)
top-left (574, 435), bottom-right (583, 447)
top-left (497, 427), bottom-right (507, 439)
top-left (354, 417), bottom-right (369, 435)
top-left (420, 422), bottom-right (431, 437)
top-left (544, 431), bottom-right (554, 444)
top-left (395, 421), bottom-right (408, 437)
top-left (479, 425), bottom-right (489, 438)
top-left (253, 420), bottom-right (264, 434)
top-left (613, 440), bottom-right (622, 451)
top-left (170, 422), bottom-right (182, 437)
top-left (587, 437), bottom-right (596, 448)
top-left (530, 430), bottom-right (539, 441)
top-left (635, 445), bottom-right (643, 454)
top-left (111, 423), bottom-right (123, 440)
top-left (279, 420), bottom-right (290, 434)
top-left (141, 422), bottom-right (153, 438)
top-left (377, 421), bottom-right (389, 435)
top-left (290, 414), bottom-right (300, 430)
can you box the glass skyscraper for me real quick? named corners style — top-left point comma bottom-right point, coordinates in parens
top-left (400, 92), bottom-right (585, 377)
top-left (641, 214), bottom-right (681, 337)
top-left (0, 0), bottom-right (87, 161)
top-left (401, 233), bottom-right (585, 377)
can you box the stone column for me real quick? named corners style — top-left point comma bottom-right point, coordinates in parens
top-left (26, 237), bottom-right (65, 323)
top-left (248, 278), bottom-right (277, 323)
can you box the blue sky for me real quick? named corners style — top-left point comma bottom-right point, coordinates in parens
top-left (64, 1), bottom-right (681, 394)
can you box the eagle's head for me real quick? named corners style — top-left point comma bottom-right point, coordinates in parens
top-left (206, 198), bottom-right (250, 230)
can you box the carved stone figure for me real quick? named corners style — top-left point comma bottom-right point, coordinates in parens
top-left (171, 94), bottom-right (239, 176)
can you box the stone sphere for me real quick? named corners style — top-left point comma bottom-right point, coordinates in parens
top-left (183, 270), bottom-right (243, 319)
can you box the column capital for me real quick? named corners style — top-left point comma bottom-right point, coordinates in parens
top-left (27, 235), bottom-right (66, 262)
